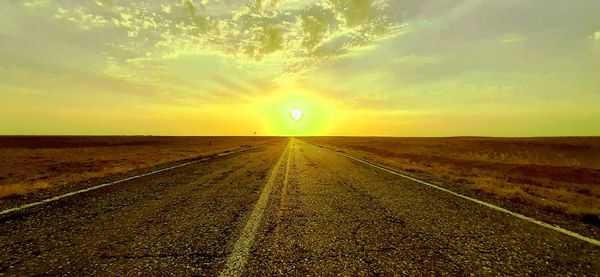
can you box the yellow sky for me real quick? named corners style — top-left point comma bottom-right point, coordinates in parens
top-left (1, 0), bottom-right (599, 136)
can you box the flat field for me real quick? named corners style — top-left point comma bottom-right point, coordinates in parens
top-left (0, 136), bottom-right (281, 198)
top-left (302, 137), bottom-right (600, 223)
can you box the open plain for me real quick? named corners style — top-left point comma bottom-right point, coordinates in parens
top-left (0, 136), bottom-right (281, 203)
top-left (1, 138), bottom-right (599, 275)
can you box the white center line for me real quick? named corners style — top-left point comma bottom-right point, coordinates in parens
top-left (300, 140), bottom-right (600, 247)
top-left (220, 140), bottom-right (291, 277)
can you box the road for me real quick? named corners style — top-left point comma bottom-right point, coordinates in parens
top-left (1, 138), bottom-right (599, 275)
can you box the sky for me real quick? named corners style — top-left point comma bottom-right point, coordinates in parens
top-left (1, 0), bottom-right (599, 136)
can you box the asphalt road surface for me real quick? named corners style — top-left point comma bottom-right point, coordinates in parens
top-left (1, 138), bottom-right (599, 275)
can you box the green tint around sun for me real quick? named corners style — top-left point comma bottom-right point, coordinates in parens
top-left (253, 90), bottom-right (339, 136)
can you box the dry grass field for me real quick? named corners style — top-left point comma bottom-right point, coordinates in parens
top-left (303, 137), bottom-right (600, 223)
top-left (0, 136), bottom-right (281, 198)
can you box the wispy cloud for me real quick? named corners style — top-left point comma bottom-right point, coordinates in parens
top-left (500, 33), bottom-right (526, 44)
top-left (22, 0), bottom-right (403, 77)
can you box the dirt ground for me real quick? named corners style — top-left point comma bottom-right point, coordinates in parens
top-left (0, 136), bottom-right (282, 198)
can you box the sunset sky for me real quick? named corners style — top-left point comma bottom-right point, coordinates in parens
top-left (1, 0), bottom-right (599, 136)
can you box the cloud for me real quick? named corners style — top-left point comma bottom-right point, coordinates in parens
top-left (23, 0), bottom-right (50, 8)
top-left (161, 4), bottom-right (172, 14)
top-left (500, 33), bottom-right (526, 44)
top-left (181, 0), bottom-right (198, 17)
top-left (21, 0), bottom-right (403, 79)
top-left (54, 7), bottom-right (108, 30)
top-left (330, 0), bottom-right (377, 27)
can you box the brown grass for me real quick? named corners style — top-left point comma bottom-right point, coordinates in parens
top-left (303, 137), bottom-right (600, 221)
top-left (0, 180), bottom-right (50, 197)
top-left (0, 136), bottom-right (282, 198)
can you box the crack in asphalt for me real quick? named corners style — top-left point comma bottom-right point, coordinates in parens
top-left (99, 252), bottom-right (223, 260)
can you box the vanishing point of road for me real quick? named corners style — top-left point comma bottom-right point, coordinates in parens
top-left (1, 138), bottom-right (599, 275)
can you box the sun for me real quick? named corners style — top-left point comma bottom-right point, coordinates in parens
top-left (290, 108), bottom-right (304, 121)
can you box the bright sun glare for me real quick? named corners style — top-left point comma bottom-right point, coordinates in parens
top-left (290, 108), bottom-right (303, 121)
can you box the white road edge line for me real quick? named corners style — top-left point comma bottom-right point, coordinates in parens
top-left (220, 140), bottom-right (291, 277)
top-left (0, 144), bottom-right (265, 217)
top-left (303, 140), bottom-right (600, 247)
